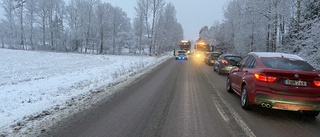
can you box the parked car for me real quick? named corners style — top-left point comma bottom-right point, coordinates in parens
top-left (205, 52), bottom-right (222, 65)
top-left (175, 50), bottom-right (188, 60)
top-left (226, 52), bottom-right (320, 117)
top-left (214, 54), bottom-right (242, 75)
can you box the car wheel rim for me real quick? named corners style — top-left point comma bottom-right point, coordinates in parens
top-left (241, 88), bottom-right (247, 106)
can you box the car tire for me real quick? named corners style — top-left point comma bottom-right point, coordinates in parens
top-left (303, 111), bottom-right (320, 117)
top-left (226, 77), bottom-right (234, 93)
top-left (241, 85), bottom-right (252, 110)
top-left (217, 66), bottom-right (222, 75)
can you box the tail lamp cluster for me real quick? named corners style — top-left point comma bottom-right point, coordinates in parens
top-left (254, 73), bottom-right (320, 87)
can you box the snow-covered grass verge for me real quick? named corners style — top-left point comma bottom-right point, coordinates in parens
top-left (0, 48), bottom-right (171, 136)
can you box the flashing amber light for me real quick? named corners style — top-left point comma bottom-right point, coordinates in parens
top-left (314, 81), bottom-right (320, 86)
top-left (198, 42), bottom-right (206, 45)
top-left (254, 74), bottom-right (277, 82)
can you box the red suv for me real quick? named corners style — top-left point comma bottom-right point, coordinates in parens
top-left (226, 52), bottom-right (320, 117)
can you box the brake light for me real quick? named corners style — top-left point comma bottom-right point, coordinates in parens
top-left (254, 74), bottom-right (277, 82)
top-left (314, 81), bottom-right (320, 86)
top-left (222, 60), bottom-right (228, 64)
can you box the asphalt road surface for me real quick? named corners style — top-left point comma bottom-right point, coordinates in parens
top-left (51, 55), bottom-right (320, 137)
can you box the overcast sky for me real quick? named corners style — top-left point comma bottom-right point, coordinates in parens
top-left (0, 0), bottom-right (226, 42)
top-left (106, 0), bottom-right (227, 41)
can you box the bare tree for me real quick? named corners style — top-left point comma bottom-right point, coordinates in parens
top-left (25, 0), bottom-right (36, 49)
top-left (134, 0), bottom-right (147, 54)
top-left (2, 0), bottom-right (16, 48)
top-left (150, 0), bottom-right (165, 54)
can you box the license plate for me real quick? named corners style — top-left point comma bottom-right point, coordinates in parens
top-left (283, 80), bottom-right (307, 87)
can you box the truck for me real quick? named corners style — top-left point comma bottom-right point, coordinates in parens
top-left (179, 40), bottom-right (192, 54)
top-left (194, 40), bottom-right (213, 61)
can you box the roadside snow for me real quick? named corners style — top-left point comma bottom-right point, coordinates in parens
top-left (0, 49), bottom-right (171, 136)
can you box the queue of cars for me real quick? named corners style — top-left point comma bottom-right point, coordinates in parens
top-left (200, 51), bottom-right (320, 117)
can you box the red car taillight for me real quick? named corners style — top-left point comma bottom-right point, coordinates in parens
top-left (314, 81), bottom-right (320, 86)
top-left (221, 60), bottom-right (228, 65)
top-left (254, 74), bottom-right (277, 82)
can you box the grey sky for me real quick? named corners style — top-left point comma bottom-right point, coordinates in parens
top-left (0, 0), bottom-right (226, 41)
top-left (106, 0), bottom-right (227, 41)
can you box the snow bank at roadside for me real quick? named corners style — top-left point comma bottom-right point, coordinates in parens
top-left (0, 49), bottom-right (171, 136)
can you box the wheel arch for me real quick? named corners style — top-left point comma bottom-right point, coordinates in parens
top-left (241, 81), bottom-right (254, 104)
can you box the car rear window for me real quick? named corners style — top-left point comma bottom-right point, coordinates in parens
top-left (211, 53), bottom-right (221, 57)
top-left (224, 56), bottom-right (242, 62)
top-left (261, 58), bottom-right (315, 71)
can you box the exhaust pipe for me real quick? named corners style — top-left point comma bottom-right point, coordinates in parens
top-left (261, 103), bottom-right (272, 108)
top-left (265, 103), bottom-right (271, 108)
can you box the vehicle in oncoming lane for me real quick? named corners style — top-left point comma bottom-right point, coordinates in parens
top-left (213, 54), bottom-right (242, 75)
top-left (226, 52), bottom-right (320, 117)
top-left (175, 50), bottom-right (188, 60)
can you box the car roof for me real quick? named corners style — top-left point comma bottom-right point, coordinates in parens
top-left (249, 52), bottom-right (304, 61)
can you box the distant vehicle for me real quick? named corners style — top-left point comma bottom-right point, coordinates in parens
top-left (180, 40), bottom-right (191, 54)
top-left (213, 54), bottom-right (241, 74)
top-left (194, 40), bottom-right (212, 61)
top-left (205, 52), bottom-right (222, 66)
top-left (175, 50), bottom-right (188, 60)
top-left (226, 52), bottom-right (320, 117)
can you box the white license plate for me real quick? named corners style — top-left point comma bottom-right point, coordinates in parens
top-left (283, 80), bottom-right (307, 87)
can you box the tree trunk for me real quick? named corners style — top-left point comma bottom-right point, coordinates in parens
top-left (19, 4), bottom-right (25, 50)
top-left (297, 0), bottom-right (301, 39)
top-left (273, 5), bottom-right (278, 52)
top-left (100, 30), bottom-right (104, 54)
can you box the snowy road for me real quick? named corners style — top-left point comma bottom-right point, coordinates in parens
top-left (50, 56), bottom-right (320, 137)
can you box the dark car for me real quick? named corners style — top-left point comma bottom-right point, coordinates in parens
top-left (175, 50), bottom-right (188, 60)
top-left (214, 54), bottom-right (242, 75)
top-left (205, 52), bottom-right (222, 65)
top-left (226, 52), bottom-right (320, 117)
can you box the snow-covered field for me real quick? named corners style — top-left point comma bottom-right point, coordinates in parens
top-left (0, 49), bottom-right (171, 136)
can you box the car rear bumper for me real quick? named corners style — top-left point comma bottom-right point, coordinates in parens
top-left (219, 65), bottom-right (233, 73)
top-left (254, 93), bottom-right (320, 111)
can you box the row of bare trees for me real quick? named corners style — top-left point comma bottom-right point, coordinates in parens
top-left (199, 0), bottom-right (319, 61)
top-left (133, 0), bottom-right (183, 55)
top-left (0, 0), bottom-right (183, 55)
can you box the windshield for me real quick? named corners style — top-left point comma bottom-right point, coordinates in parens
top-left (178, 51), bottom-right (186, 54)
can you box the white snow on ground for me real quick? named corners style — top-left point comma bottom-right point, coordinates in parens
top-left (0, 49), bottom-right (171, 136)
